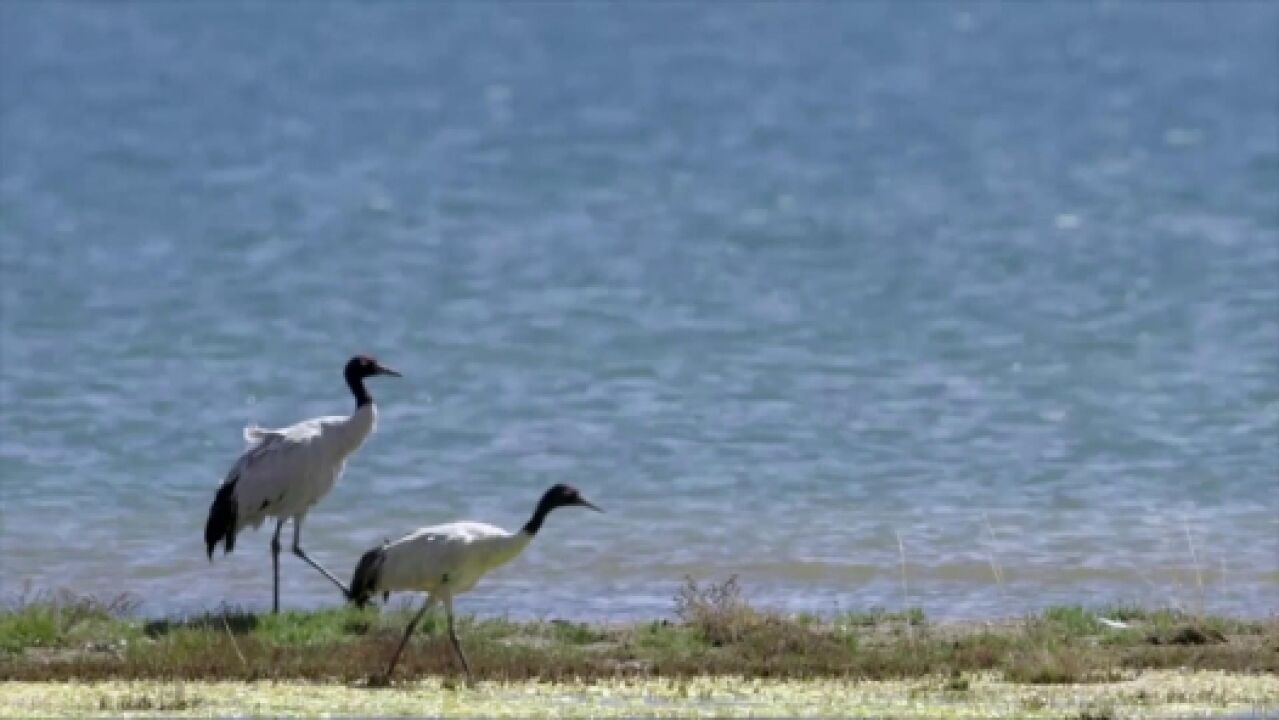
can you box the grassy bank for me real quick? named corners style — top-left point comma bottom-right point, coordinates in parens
top-left (1, 581), bottom-right (1276, 717)
top-left (2, 580), bottom-right (1275, 683)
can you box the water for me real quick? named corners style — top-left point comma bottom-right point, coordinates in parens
top-left (1, 3), bottom-right (1276, 620)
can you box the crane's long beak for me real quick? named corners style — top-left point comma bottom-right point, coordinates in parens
top-left (579, 498), bottom-right (604, 513)
top-left (375, 364), bottom-right (402, 377)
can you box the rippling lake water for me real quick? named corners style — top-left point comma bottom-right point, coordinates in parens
top-left (2, 3), bottom-right (1276, 619)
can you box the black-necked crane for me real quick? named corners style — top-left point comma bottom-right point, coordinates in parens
top-left (349, 483), bottom-right (603, 685)
top-left (204, 354), bottom-right (400, 613)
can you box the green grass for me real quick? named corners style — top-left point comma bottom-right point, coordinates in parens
top-left (1036, 605), bottom-right (1104, 636)
top-left (1, 582), bottom-right (1274, 685)
top-left (0, 591), bottom-right (141, 654)
top-left (1029, 604), bottom-right (1257, 647)
top-left (544, 619), bottom-right (609, 645)
top-left (0, 606), bottom-right (59, 654)
top-left (838, 606), bottom-right (927, 628)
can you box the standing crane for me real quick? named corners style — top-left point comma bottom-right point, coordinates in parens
top-left (349, 483), bottom-right (603, 685)
top-left (204, 354), bottom-right (400, 613)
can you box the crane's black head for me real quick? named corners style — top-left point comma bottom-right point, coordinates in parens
top-left (345, 354), bottom-right (401, 380)
top-left (344, 354), bottom-right (401, 407)
top-left (544, 483), bottom-right (602, 513)
top-left (523, 483), bottom-right (603, 536)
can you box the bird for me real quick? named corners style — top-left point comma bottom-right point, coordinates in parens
top-left (349, 483), bottom-right (603, 685)
top-left (204, 354), bottom-right (401, 613)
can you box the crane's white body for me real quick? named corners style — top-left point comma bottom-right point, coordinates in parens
top-left (224, 403), bottom-right (376, 530)
top-left (351, 483), bottom-right (600, 685)
top-left (205, 354), bottom-right (399, 615)
top-left (371, 521), bottom-right (532, 596)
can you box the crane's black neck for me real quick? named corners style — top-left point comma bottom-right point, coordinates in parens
top-left (520, 493), bottom-right (559, 537)
top-left (345, 371), bottom-right (373, 408)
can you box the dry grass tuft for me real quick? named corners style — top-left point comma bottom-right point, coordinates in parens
top-left (674, 575), bottom-right (761, 646)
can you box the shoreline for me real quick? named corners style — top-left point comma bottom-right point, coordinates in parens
top-left (4, 672), bottom-right (1279, 719)
top-left (2, 586), bottom-right (1275, 717)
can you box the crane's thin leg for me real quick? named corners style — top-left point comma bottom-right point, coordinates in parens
top-left (381, 595), bottom-right (437, 682)
top-left (442, 593), bottom-right (474, 686)
top-left (270, 519), bottom-right (284, 614)
top-left (290, 516), bottom-right (352, 598)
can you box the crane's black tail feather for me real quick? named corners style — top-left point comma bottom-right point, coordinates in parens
top-left (204, 478), bottom-right (239, 560)
top-left (349, 544), bottom-right (388, 608)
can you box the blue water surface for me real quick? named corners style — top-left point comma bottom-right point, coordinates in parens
top-left (1, 3), bottom-right (1276, 619)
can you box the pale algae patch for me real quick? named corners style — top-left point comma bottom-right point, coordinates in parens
top-left (1, 671), bottom-right (1276, 718)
